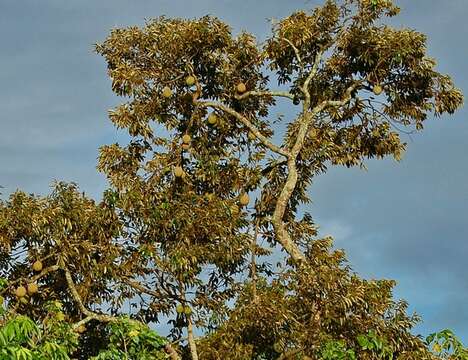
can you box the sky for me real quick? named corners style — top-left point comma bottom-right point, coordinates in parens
top-left (1, 0), bottom-right (467, 344)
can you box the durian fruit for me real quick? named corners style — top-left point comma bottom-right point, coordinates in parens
top-left (239, 193), bottom-right (250, 206)
top-left (27, 283), bottom-right (39, 295)
top-left (75, 325), bottom-right (86, 334)
top-left (183, 305), bottom-right (192, 315)
top-left (207, 113), bottom-right (218, 125)
top-left (173, 166), bottom-right (184, 177)
top-left (162, 86), bottom-right (172, 98)
top-left (373, 84), bottom-right (383, 95)
top-left (236, 82), bottom-right (247, 94)
top-left (185, 76), bottom-right (196, 86)
top-left (15, 286), bottom-right (27, 298)
top-left (182, 134), bottom-right (191, 144)
top-left (32, 260), bottom-right (43, 272)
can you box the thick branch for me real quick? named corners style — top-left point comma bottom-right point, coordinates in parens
top-left (271, 82), bottom-right (361, 265)
top-left (178, 285), bottom-right (198, 360)
top-left (64, 267), bottom-right (118, 324)
top-left (187, 315), bottom-right (199, 360)
top-left (302, 49), bottom-right (324, 110)
top-left (196, 100), bottom-right (290, 158)
top-left (271, 156), bottom-right (307, 264)
top-left (250, 221), bottom-right (259, 301)
top-left (165, 344), bottom-right (181, 360)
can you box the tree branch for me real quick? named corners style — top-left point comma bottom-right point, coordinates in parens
top-left (63, 267), bottom-right (181, 358)
top-left (302, 49), bottom-right (324, 110)
top-left (187, 315), bottom-right (199, 360)
top-left (165, 343), bottom-right (181, 360)
top-left (196, 100), bottom-right (290, 158)
top-left (271, 81), bottom-right (361, 265)
top-left (179, 285), bottom-right (198, 360)
top-left (250, 220), bottom-right (259, 302)
top-left (64, 267), bottom-right (117, 324)
top-left (282, 38), bottom-right (303, 65)
top-left (234, 90), bottom-right (295, 101)
top-left (319, 81), bottom-right (360, 109)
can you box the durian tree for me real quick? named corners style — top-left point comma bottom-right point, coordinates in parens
top-left (0, 0), bottom-right (464, 359)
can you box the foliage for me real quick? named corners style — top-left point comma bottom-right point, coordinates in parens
top-left (0, 310), bottom-right (78, 360)
top-left (426, 330), bottom-right (468, 360)
top-left (356, 330), bottom-right (394, 359)
top-left (0, 307), bottom-right (167, 360)
top-left (0, 0), bottom-right (465, 359)
top-left (320, 340), bottom-right (356, 360)
top-left (90, 317), bottom-right (167, 360)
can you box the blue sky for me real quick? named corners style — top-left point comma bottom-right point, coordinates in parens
top-left (1, 0), bottom-right (466, 343)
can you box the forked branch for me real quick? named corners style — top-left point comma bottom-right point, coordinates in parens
top-left (63, 267), bottom-right (181, 359)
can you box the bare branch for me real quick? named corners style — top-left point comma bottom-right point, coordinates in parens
top-left (234, 90), bottom-right (294, 101)
top-left (261, 159), bottom-right (287, 176)
top-left (123, 277), bottom-right (160, 297)
top-left (31, 265), bottom-right (60, 282)
top-left (122, 276), bottom-right (184, 302)
top-left (73, 316), bottom-right (94, 328)
top-left (270, 81), bottom-right (361, 265)
top-left (250, 220), bottom-right (259, 302)
top-left (165, 343), bottom-right (181, 360)
top-left (271, 156), bottom-right (307, 264)
top-left (318, 81), bottom-right (361, 110)
top-left (64, 267), bottom-right (113, 323)
top-left (187, 315), bottom-right (199, 360)
top-left (196, 100), bottom-right (291, 158)
top-left (63, 267), bottom-right (181, 359)
top-left (282, 37), bottom-right (303, 65)
top-left (178, 285), bottom-right (198, 360)
top-left (302, 49), bottom-right (324, 109)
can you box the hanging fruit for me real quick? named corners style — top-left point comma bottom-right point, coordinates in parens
top-left (173, 166), bottom-right (184, 177)
top-left (32, 260), bottom-right (43, 272)
top-left (207, 113), bottom-right (218, 125)
top-left (185, 75), bottom-right (196, 86)
top-left (236, 82), bottom-right (247, 94)
top-left (162, 86), bottom-right (172, 98)
top-left (27, 283), bottom-right (39, 295)
top-left (239, 193), bottom-right (250, 206)
top-left (15, 286), bottom-right (27, 298)
top-left (373, 84), bottom-right (383, 95)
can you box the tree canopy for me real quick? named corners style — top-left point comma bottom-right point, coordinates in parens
top-left (0, 0), bottom-right (465, 359)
